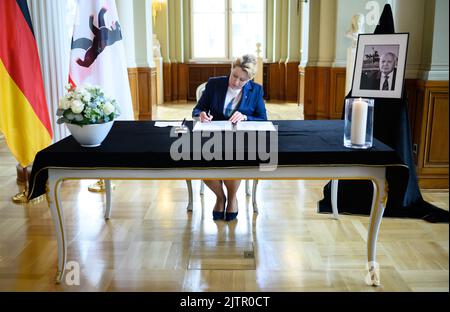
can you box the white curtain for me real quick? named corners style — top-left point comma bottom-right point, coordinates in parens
top-left (27, 0), bottom-right (72, 142)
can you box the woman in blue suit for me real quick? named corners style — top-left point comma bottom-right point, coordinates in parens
top-left (192, 54), bottom-right (267, 221)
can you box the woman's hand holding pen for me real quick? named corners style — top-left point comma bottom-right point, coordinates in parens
top-left (229, 111), bottom-right (246, 124)
top-left (199, 111), bottom-right (213, 123)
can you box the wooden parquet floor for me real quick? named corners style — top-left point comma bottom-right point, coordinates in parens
top-left (0, 103), bottom-right (447, 291)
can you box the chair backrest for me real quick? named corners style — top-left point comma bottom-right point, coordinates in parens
top-left (196, 82), bottom-right (207, 102)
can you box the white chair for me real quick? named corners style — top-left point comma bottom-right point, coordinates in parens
top-left (195, 82), bottom-right (207, 104)
top-left (185, 82), bottom-right (259, 213)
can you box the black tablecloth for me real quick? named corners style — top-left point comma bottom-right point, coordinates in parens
top-left (28, 120), bottom-right (405, 200)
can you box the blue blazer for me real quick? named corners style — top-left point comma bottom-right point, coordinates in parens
top-left (192, 76), bottom-right (267, 121)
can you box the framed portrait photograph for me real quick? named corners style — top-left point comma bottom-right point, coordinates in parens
top-left (351, 33), bottom-right (409, 99)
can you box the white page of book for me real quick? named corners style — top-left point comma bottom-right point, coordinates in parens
top-left (192, 120), bottom-right (233, 132)
top-left (154, 121), bottom-right (183, 127)
top-left (193, 120), bottom-right (277, 132)
top-left (236, 121), bottom-right (277, 131)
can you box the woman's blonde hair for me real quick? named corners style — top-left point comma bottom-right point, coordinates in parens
top-left (232, 54), bottom-right (257, 79)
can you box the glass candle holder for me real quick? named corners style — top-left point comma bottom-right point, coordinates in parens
top-left (344, 98), bottom-right (374, 149)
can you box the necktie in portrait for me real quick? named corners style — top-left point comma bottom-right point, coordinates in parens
top-left (382, 75), bottom-right (389, 90)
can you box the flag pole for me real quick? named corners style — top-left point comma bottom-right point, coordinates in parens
top-left (88, 179), bottom-right (107, 192)
top-left (12, 164), bottom-right (29, 203)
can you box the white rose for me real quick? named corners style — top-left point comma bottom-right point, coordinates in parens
top-left (71, 100), bottom-right (85, 114)
top-left (103, 102), bottom-right (115, 115)
top-left (58, 98), bottom-right (71, 109)
top-left (74, 91), bottom-right (83, 100)
top-left (82, 92), bottom-right (91, 102)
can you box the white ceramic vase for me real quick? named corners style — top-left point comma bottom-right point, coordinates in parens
top-left (66, 121), bottom-right (114, 147)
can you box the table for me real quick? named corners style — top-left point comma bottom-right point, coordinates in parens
top-left (28, 120), bottom-right (407, 286)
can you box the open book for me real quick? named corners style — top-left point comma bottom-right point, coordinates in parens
top-left (192, 121), bottom-right (276, 132)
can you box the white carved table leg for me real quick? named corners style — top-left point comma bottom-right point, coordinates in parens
top-left (47, 171), bottom-right (67, 284)
top-left (186, 180), bottom-right (193, 211)
top-left (366, 176), bottom-right (387, 286)
top-left (331, 179), bottom-right (339, 219)
top-left (252, 180), bottom-right (259, 213)
top-left (245, 180), bottom-right (251, 196)
top-left (199, 180), bottom-right (205, 195)
top-left (104, 179), bottom-right (112, 219)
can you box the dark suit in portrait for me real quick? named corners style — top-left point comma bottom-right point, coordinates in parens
top-left (360, 68), bottom-right (397, 90)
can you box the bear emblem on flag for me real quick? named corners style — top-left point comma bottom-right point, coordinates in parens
top-left (71, 7), bottom-right (122, 68)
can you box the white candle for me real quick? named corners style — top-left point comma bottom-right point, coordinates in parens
top-left (351, 98), bottom-right (368, 145)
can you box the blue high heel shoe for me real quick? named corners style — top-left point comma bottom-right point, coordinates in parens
top-left (225, 211), bottom-right (238, 222)
top-left (225, 200), bottom-right (238, 221)
top-left (212, 198), bottom-right (226, 220)
top-left (213, 210), bottom-right (225, 220)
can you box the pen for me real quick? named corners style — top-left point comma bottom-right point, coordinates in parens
top-left (181, 118), bottom-right (186, 127)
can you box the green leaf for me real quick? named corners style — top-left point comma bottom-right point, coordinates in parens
top-left (65, 112), bottom-right (75, 120)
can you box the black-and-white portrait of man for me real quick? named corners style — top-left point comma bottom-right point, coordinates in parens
top-left (359, 45), bottom-right (399, 91)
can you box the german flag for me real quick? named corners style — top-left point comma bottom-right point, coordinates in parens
top-left (0, 0), bottom-right (52, 167)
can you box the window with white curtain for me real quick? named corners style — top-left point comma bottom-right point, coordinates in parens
top-left (191, 0), bottom-right (265, 60)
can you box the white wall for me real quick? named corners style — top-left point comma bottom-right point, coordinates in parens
top-left (334, 0), bottom-right (390, 67)
top-left (305, 0), bottom-right (448, 81)
top-left (428, 0), bottom-right (449, 80)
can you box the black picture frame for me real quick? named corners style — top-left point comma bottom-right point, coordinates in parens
top-left (351, 33), bottom-right (409, 99)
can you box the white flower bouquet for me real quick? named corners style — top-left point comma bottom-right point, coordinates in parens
top-left (57, 84), bottom-right (120, 126)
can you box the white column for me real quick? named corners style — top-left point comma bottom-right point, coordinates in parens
top-left (27, 0), bottom-right (71, 142)
top-left (316, 0), bottom-right (336, 67)
top-left (254, 43), bottom-right (263, 85)
top-left (345, 47), bottom-right (357, 95)
top-left (424, 0), bottom-right (449, 81)
top-left (391, 0), bottom-right (427, 79)
top-left (286, 0), bottom-right (301, 63)
top-left (133, 0), bottom-right (155, 67)
top-left (300, 0), bottom-right (309, 68)
top-left (153, 35), bottom-right (164, 104)
top-left (116, 0), bottom-right (137, 68)
top-left (154, 0), bottom-right (170, 62)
